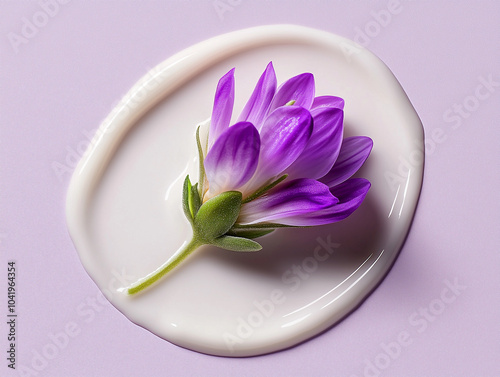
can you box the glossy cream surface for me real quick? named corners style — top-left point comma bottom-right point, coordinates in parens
top-left (66, 25), bottom-right (424, 356)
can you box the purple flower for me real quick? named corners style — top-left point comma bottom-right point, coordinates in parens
top-left (204, 62), bottom-right (372, 226)
top-left (126, 62), bottom-right (373, 295)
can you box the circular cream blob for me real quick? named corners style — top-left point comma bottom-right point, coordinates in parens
top-left (66, 25), bottom-right (424, 357)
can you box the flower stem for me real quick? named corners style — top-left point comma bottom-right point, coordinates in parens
top-left (127, 238), bottom-right (201, 295)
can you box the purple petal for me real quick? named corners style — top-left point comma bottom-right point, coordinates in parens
top-left (320, 136), bottom-right (373, 188)
top-left (238, 179), bottom-right (338, 225)
top-left (280, 178), bottom-right (371, 226)
top-left (268, 73), bottom-right (315, 113)
top-left (311, 95), bottom-right (345, 110)
top-left (209, 68), bottom-right (235, 148)
top-left (237, 62), bottom-right (277, 130)
top-left (286, 108), bottom-right (344, 180)
top-left (204, 122), bottom-right (260, 196)
top-left (247, 106), bottom-right (313, 191)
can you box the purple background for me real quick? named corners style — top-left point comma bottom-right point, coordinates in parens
top-left (1, 1), bottom-right (499, 376)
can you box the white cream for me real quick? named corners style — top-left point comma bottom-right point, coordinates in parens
top-left (66, 25), bottom-right (424, 356)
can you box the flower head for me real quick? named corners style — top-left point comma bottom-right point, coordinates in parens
top-left (126, 62), bottom-right (373, 295)
top-left (204, 62), bottom-right (372, 226)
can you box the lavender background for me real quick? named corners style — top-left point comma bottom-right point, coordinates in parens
top-left (1, 1), bottom-right (499, 376)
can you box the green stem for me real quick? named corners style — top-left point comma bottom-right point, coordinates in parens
top-left (127, 238), bottom-right (201, 295)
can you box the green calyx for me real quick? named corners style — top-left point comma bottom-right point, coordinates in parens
top-left (193, 189), bottom-right (242, 241)
top-left (183, 175), bottom-right (266, 251)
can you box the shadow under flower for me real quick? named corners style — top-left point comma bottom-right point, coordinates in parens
top-left (199, 193), bottom-right (387, 284)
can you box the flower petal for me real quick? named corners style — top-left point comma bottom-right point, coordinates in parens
top-left (311, 95), bottom-right (345, 110)
top-left (246, 106), bottom-right (313, 192)
top-left (281, 178), bottom-right (371, 226)
top-left (320, 136), bottom-right (373, 188)
top-left (269, 73), bottom-right (315, 113)
top-left (204, 122), bottom-right (260, 197)
top-left (209, 68), bottom-right (235, 148)
top-left (237, 62), bottom-right (277, 130)
top-left (238, 179), bottom-right (338, 225)
top-left (286, 107), bottom-right (344, 180)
